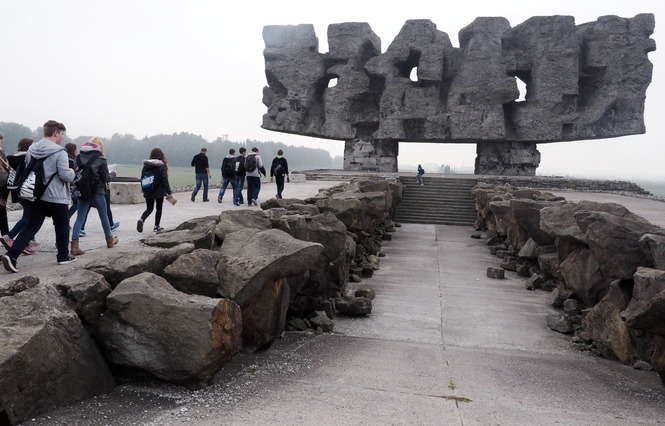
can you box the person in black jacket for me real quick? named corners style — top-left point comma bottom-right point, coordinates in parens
top-left (1, 138), bottom-right (33, 253)
top-left (190, 147), bottom-right (210, 202)
top-left (218, 148), bottom-right (237, 204)
top-left (233, 147), bottom-right (247, 206)
top-left (70, 138), bottom-right (119, 255)
top-left (65, 143), bottom-right (78, 218)
top-left (270, 149), bottom-right (289, 199)
top-left (137, 148), bottom-right (175, 233)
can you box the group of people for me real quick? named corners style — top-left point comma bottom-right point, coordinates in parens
top-left (0, 120), bottom-right (292, 273)
top-left (0, 120), bottom-right (173, 273)
top-left (190, 146), bottom-right (290, 205)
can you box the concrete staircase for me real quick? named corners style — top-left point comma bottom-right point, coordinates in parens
top-left (395, 176), bottom-right (477, 226)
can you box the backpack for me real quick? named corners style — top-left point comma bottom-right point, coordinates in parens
top-left (16, 152), bottom-right (58, 202)
top-left (274, 162), bottom-right (285, 177)
top-left (6, 159), bottom-right (26, 191)
top-left (245, 154), bottom-right (257, 173)
top-left (222, 158), bottom-right (235, 177)
top-left (72, 163), bottom-right (98, 201)
top-left (141, 167), bottom-right (158, 194)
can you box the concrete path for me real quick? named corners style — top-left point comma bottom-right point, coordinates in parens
top-left (0, 180), bottom-right (337, 285)
top-left (31, 224), bottom-right (665, 425)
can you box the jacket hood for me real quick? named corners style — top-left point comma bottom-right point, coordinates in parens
top-left (143, 159), bottom-right (164, 167)
top-left (80, 141), bottom-right (103, 153)
top-left (225, 154), bottom-right (235, 159)
top-left (8, 151), bottom-right (27, 158)
top-left (28, 139), bottom-right (65, 159)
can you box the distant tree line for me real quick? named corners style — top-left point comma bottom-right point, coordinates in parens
top-left (0, 122), bottom-right (337, 171)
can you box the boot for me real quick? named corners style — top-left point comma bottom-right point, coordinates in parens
top-left (70, 240), bottom-right (85, 256)
top-left (106, 236), bottom-right (119, 248)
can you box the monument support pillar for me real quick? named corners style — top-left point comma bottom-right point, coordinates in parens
top-left (344, 139), bottom-right (398, 173)
top-left (474, 141), bottom-right (540, 176)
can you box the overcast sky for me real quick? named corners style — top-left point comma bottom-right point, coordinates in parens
top-left (0, 0), bottom-right (662, 179)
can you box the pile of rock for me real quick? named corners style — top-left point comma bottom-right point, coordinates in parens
top-left (473, 182), bottom-right (665, 385)
top-left (0, 178), bottom-right (400, 425)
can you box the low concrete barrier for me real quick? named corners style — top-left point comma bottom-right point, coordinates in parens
top-left (109, 182), bottom-right (143, 204)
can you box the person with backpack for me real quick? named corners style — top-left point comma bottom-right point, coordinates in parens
top-left (190, 147), bottom-right (210, 202)
top-left (1, 138), bottom-right (36, 254)
top-left (137, 148), bottom-right (175, 233)
top-left (0, 134), bottom-right (10, 237)
top-left (218, 148), bottom-right (237, 204)
top-left (270, 149), bottom-right (290, 199)
top-left (2, 120), bottom-right (76, 273)
top-left (66, 143), bottom-right (79, 218)
top-left (416, 164), bottom-right (425, 186)
top-left (233, 147), bottom-right (247, 206)
top-left (245, 147), bottom-right (266, 206)
top-left (69, 138), bottom-right (118, 256)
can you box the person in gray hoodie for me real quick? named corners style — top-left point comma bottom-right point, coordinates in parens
top-left (2, 120), bottom-right (75, 273)
top-left (245, 147), bottom-right (266, 206)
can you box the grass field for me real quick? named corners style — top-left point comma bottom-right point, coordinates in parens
top-left (115, 164), bottom-right (224, 189)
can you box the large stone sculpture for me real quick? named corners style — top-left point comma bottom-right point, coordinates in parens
top-left (262, 15), bottom-right (655, 175)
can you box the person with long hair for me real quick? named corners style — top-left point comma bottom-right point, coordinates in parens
top-left (69, 137), bottom-right (118, 256)
top-left (1, 138), bottom-right (36, 254)
top-left (137, 148), bottom-right (175, 233)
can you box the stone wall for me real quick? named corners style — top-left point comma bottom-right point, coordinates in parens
top-left (476, 176), bottom-right (652, 195)
top-left (472, 182), bottom-right (665, 385)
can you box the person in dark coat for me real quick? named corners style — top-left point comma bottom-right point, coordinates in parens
top-left (65, 143), bottom-right (79, 218)
top-left (270, 149), bottom-right (289, 199)
top-left (233, 147), bottom-right (247, 206)
top-left (1, 138), bottom-right (33, 253)
top-left (0, 134), bottom-right (9, 238)
top-left (190, 147), bottom-right (210, 202)
top-left (70, 138), bottom-right (118, 255)
top-left (218, 148), bottom-right (237, 203)
top-left (137, 148), bottom-right (175, 233)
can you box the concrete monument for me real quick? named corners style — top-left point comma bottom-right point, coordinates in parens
top-left (262, 15), bottom-right (655, 175)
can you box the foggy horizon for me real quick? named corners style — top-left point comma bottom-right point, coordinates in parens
top-left (1, 0), bottom-right (663, 181)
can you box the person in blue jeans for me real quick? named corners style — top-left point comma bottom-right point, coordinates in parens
top-left (190, 147), bottom-right (210, 202)
top-left (218, 148), bottom-right (237, 203)
top-left (233, 147), bottom-right (247, 206)
top-left (69, 138), bottom-right (119, 256)
top-left (245, 147), bottom-right (266, 206)
top-left (1, 138), bottom-right (34, 254)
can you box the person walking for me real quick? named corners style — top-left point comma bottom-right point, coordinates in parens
top-left (65, 143), bottom-right (79, 218)
top-left (0, 134), bottom-right (10, 238)
top-left (218, 148), bottom-right (237, 203)
top-left (69, 138), bottom-right (118, 256)
top-left (1, 138), bottom-right (34, 254)
top-left (233, 147), bottom-right (247, 206)
top-left (245, 147), bottom-right (266, 206)
top-left (270, 149), bottom-right (289, 199)
top-left (190, 147), bottom-right (210, 202)
top-left (2, 120), bottom-right (76, 273)
top-left (416, 164), bottom-right (425, 186)
top-left (137, 148), bottom-right (175, 233)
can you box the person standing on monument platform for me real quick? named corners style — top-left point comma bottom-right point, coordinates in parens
top-left (190, 147), bottom-right (210, 202)
top-left (416, 164), bottom-right (425, 186)
top-left (270, 149), bottom-right (289, 199)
